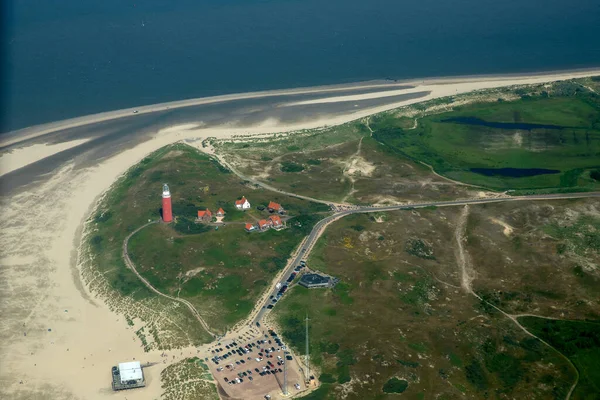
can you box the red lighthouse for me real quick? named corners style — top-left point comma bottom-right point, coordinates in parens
top-left (162, 184), bottom-right (173, 223)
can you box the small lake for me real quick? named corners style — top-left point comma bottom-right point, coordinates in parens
top-left (441, 117), bottom-right (565, 130)
top-left (470, 167), bottom-right (560, 177)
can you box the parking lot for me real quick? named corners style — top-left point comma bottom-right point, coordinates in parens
top-left (206, 329), bottom-right (306, 399)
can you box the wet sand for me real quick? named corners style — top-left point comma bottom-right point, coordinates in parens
top-left (0, 69), bottom-right (599, 399)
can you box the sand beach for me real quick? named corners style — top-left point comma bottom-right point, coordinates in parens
top-left (1, 69), bottom-right (599, 399)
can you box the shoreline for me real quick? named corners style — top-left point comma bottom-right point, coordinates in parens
top-left (2, 67), bottom-right (599, 149)
top-left (1, 67), bottom-right (600, 399)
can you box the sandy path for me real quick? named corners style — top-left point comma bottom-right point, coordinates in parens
top-left (122, 221), bottom-right (217, 338)
top-left (454, 205), bottom-right (474, 293)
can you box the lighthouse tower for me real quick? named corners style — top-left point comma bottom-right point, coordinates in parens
top-left (162, 184), bottom-right (173, 223)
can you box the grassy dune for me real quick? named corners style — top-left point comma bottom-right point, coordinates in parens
top-left (372, 81), bottom-right (600, 192)
top-left (88, 143), bottom-right (328, 336)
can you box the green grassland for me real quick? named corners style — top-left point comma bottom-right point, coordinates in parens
top-left (88, 143), bottom-right (328, 335)
top-left (274, 210), bottom-right (575, 399)
top-left (371, 81), bottom-right (600, 192)
top-left (519, 318), bottom-right (600, 400)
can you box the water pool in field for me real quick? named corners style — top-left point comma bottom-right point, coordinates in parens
top-left (470, 167), bottom-right (560, 177)
top-left (440, 117), bottom-right (565, 130)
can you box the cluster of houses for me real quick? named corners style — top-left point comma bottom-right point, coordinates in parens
top-left (245, 199), bottom-right (287, 232)
top-left (196, 207), bottom-right (225, 223)
top-left (245, 214), bottom-right (285, 232)
top-left (195, 196), bottom-right (287, 232)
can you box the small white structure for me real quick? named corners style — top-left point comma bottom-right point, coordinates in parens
top-left (235, 196), bottom-right (251, 210)
top-left (118, 361), bottom-right (144, 384)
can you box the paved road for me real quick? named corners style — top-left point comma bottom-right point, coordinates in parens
top-left (249, 191), bottom-right (600, 326)
top-left (122, 190), bottom-right (600, 335)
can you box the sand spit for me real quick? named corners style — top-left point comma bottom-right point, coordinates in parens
top-left (0, 138), bottom-right (91, 177)
top-left (3, 68), bottom-right (600, 149)
top-left (282, 70), bottom-right (600, 107)
top-left (1, 69), bottom-right (600, 399)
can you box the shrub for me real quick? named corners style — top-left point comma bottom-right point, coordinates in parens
top-left (465, 361), bottom-right (488, 391)
top-left (405, 238), bottom-right (435, 259)
top-left (94, 211), bottom-right (112, 223)
top-left (91, 235), bottom-right (103, 248)
top-left (319, 373), bottom-right (336, 384)
top-left (280, 161), bottom-right (304, 173)
top-left (382, 377), bottom-right (409, 393)
top-left (173, 217), bottom-right (212, 235)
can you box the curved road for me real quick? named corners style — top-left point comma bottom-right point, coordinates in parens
top-left (122, 190), bottom-right (600, 336)
top-left (249, 191), bottom-right (600, 326)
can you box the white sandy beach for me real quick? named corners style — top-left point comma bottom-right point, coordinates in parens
top-left (1, 69), bottom-right (599, 399)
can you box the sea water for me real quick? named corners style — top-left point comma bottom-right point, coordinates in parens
top-left (2, 0), bottom-right (600, 132)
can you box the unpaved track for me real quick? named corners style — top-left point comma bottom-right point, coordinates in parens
top-left (122, 220), bottom-right (217, 338)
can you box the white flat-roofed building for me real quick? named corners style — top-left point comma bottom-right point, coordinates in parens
top-left (118, 361), bottom-right (144, 383)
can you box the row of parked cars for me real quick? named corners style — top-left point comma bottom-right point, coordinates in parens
top-left (217, 330), bottom-right (296, 387)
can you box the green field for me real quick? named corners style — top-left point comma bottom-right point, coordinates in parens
top-left (370, 81), bottom-right (600, 192)
top-left (274, 210), bottom-right (575, 399)
top-left (88, 143), bottom-right (328, 336)
top-left (519, 318), bottom-right (600, 400)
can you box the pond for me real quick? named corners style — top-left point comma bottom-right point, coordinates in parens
top-left (441, 117), bottom-right (565, 131)
top-left (470, 167), bottom-right (560, 178)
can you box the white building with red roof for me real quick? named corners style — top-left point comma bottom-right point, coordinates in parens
top-left (235, 196), bottom-right (251, 210)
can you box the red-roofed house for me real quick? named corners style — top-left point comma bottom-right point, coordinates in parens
top-left (269, 215), bottom-right (284, 230)
top-left (245, 223), bottom-right (256, 232)
top-left (216, 208), bottom-right (225, 217)
top-left (267, 201), bottom-right (285, 214)
top-left (235, 196), bottom-right (251, 210)
top-left (258, 219), bottom-right (272, 231)
top-left (197, 208), bottom-right (212, 223)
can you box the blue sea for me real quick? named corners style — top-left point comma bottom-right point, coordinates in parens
top-left (2, 0), bottom-right (600, 132)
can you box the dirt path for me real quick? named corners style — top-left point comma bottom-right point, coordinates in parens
top-left (123, 220), bottom-right (217, 338)
top-left (341, 137), bottom-right (364, 203)
top-left (455, 205), bottom-right (474, 293)
top-left (205, 148), bottom-right (344, 207)
top-left (365, 117), bottom-right (374, 136)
